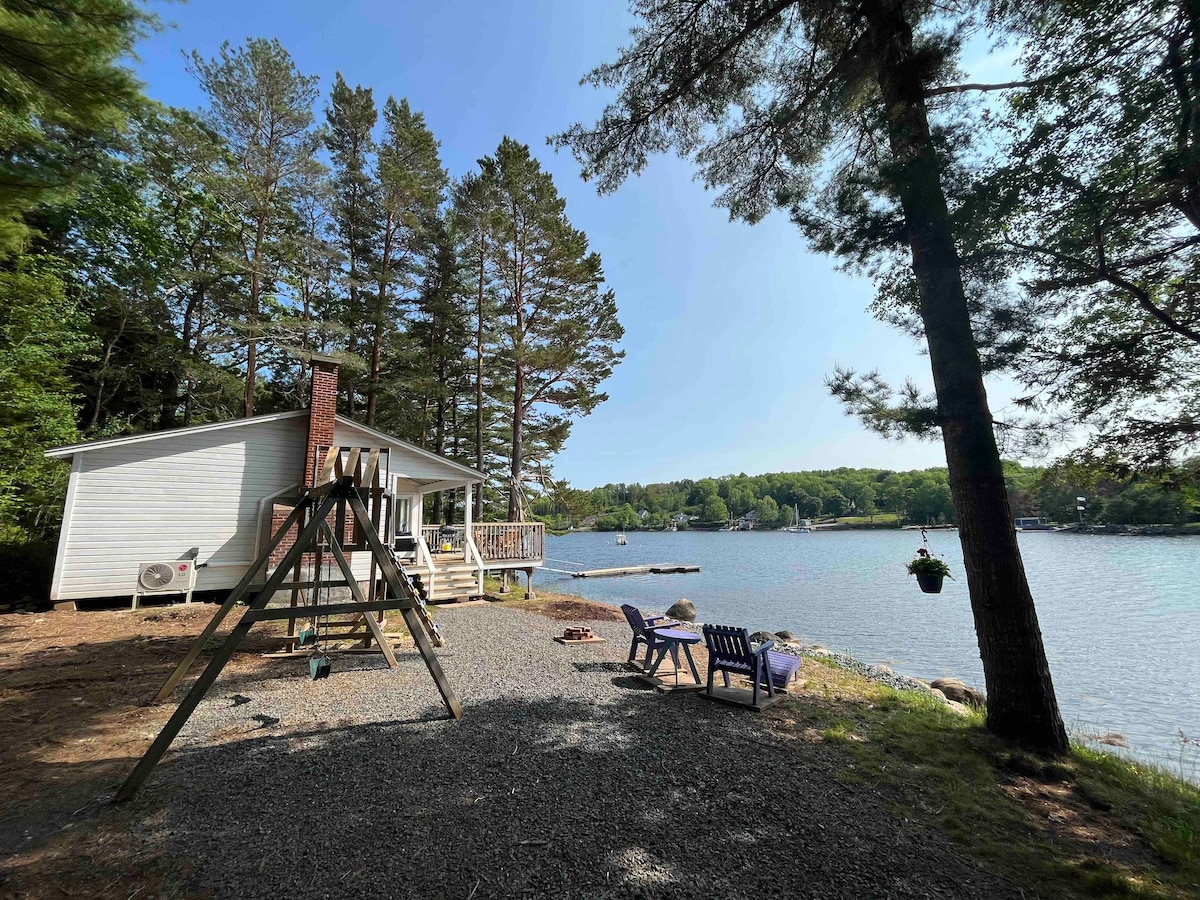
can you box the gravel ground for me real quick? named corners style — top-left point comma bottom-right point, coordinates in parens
top-left (101, 603), bottom-right (1024, 898)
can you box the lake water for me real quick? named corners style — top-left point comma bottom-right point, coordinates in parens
top-left (541, 529), bottom-right (1200, 773)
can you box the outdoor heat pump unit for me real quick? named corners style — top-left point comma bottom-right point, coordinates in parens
top-left (134, 559), bottom-right (198, 609)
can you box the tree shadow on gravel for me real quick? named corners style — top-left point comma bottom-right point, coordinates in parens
top-left (2, 688), bottom-right (1023, 899)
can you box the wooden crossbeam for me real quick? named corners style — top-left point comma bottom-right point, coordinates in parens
top-left (116, 478), bottom-right (462, 803)
top-left (243, 600), bottom-right (415, 622)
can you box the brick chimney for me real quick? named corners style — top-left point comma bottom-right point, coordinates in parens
top-left (305, 355), bottom-right (339, 487)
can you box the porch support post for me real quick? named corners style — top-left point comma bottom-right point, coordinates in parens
top-left (524, 567), bottom-right (535, 600)
top-left (463, 483), bottom-right (473, 564)
top-left (411, 492), bottom-right (424, 537)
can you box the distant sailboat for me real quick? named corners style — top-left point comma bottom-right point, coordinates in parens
top-left (783, 505), bottom-right (811, 533)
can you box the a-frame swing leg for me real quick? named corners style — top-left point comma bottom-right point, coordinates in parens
top-left (116, 496), bottom-right (338, 802)
top-left (319, 519), bottom-right (398, 669)
top-left (153, 499), bottom-right (311, 703)
top-left (348, 492), bottom-right (463, 720)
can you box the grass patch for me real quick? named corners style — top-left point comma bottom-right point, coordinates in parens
top-left (481, 576), bottom-right (624, 622)
top-left (773, 664), bottom-right (1200, 899)
top-left (832, 513), bottom-right (900, 526)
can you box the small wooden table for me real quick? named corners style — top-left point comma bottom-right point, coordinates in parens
top-left (646, 628), bottom-right (702, 685)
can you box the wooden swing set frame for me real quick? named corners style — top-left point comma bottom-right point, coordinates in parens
top-left (115, 447), bottom-right (463, 802)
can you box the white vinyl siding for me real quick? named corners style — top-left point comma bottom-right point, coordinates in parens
top-left (53, 417), bottom-right (306, 601)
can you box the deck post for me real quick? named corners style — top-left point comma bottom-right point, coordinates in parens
top-left (463, 483), bottom-right (473, 564)
top-left (524, 567), bottom-right (535, 599)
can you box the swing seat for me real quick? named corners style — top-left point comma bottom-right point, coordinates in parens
top-left (297, 626), bottom-right (316, 646)
top-left (309, 657), bottom-right (331, 680)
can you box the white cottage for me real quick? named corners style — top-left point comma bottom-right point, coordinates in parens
top-left (46, 357), bottom-right (544, 607)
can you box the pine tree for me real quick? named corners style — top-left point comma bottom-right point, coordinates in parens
top-left (451, 172), bottom-right (502, 520)
top-left (0, 0), bottom-right (151, 254)
top-left (368, 97), bottom-right (447, 425)
top-left (188, 39), bottom-right (319, 417)
top-left (324, 73), bottom-right (380, 417)
top-left (555, 0), bottom-right (1067, 750)
top-left (480, 138), bottom-right (624, 522)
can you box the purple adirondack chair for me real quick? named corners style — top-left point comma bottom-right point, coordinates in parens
top-left (620, 603), bottom-right (677, 669)
top-left (702, 624), bottom-right (801, 706)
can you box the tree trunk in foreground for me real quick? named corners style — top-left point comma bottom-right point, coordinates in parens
top-left (871, 1), bottom-right (1068, 752)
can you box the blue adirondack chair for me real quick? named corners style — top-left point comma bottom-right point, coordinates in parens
top-left (620, 604), bottom-right (677, 669)
top-left (702, 624), bottom-right (800, 706)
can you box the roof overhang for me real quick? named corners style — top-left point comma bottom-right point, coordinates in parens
top-left (44, 410), bottom-right (309, 460)
top-left (43, 411), bottom-right (488, 487)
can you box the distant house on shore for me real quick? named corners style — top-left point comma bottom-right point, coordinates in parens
top-left (1014, 516), bottom-right (1050, 531)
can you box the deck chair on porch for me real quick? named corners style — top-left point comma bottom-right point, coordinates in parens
top-left (702, 624), bottom-right (801, 707)
top-left (620, 604), bottom-right (677, 669)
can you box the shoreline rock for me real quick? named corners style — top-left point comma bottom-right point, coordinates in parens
top-left (666, 599), bottom-right (696, 622)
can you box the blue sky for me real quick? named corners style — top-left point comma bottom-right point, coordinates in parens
top-left (133, 0), bottom-right (1017, 487)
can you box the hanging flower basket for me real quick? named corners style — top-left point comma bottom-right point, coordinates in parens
top-left (907, 548), bottom-right (952, 594)
top-left (914, 571), bottom-right (945, 594)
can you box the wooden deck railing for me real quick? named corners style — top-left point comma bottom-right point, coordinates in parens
top-left (421, 525), bottom-right (466, 553)
top-left (471, 522), bottom-right (545, 562)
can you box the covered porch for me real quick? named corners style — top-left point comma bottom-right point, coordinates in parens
top-left (393, 477), bottom-right (545, 603)
top-left (410, 519), bottom-right (546, 602)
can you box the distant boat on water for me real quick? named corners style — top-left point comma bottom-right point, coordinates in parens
top-left (783, 504), bottom-right (811, 533)
top-left (615, 532), bottom-right (628, 545)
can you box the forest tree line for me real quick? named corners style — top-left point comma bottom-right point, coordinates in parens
top-left (0, 14), bottom-right (622, 546)
top-left (533, 459), bottom-right (1200, 531)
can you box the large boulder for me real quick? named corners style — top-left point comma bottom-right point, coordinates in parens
top-left (774, 630), bottom-right (795, 642)
top-left (666, 599), bottom-right (696, 622)
top-left (931, 677), bottom-right (987, 708)
top-left (750, 630), bottom-right (776, 645)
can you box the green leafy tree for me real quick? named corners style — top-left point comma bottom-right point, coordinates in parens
top-left (556, 0), bottom-right (1067, 749)
top-left (132, 106), bottom-right (245, 426)
top-left (0, 260), bottom-right (92, 541)
top-left (756, 495), bottom-right (780, 526)
top-left (702, 494), bottom-right (730, 524)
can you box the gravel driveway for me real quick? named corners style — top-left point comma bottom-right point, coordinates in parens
top-left (114, 604), bottom-right (1019, 898)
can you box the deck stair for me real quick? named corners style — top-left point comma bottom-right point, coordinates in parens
top-left (406, 561), bottom-right (482, 603)
top-left (428, 562), bottom-right (482, 603)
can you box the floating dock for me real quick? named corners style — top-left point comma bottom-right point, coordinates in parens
top-left (571, 564), bottom-right (701, 578)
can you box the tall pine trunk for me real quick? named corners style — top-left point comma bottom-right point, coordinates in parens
top-left (508, 365), bottom-right (524, 522)
top-left (474, 244), bottom-right (486, 522)
top-left (871, 2), bottom-right (1067, 751)
top-left (244, 213), bottom-right (267, 418)
top-left (367, 213), bottom-right (394, 427)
